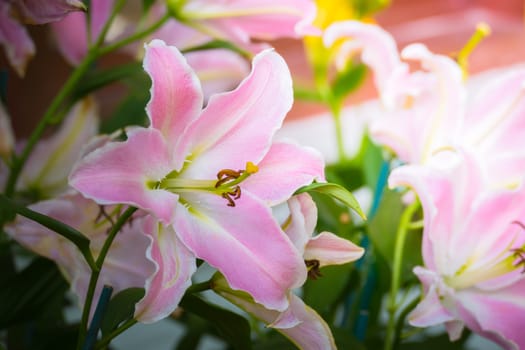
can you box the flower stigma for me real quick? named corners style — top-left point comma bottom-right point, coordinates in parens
top-left (157, 161), bottom-right (259, 207)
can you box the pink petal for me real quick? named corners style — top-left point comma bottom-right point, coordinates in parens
top-left (184, 49), bottom-right (250, 101)
top-left (143, 39), bottom-right (203, 157)
top-left (213, 275), bottom-right (336, 349)
top-left (283, 193), bottom-right (318, 252)
top-left (323, 21), bottom-right (402, 94)
top-left (51, 11), bottom-right (87, 65)
top-left (0, 2), bottom-right (35, 76)
top-left (173, 191), bottom-right (306, 311)
top-left (135, 216), bottom-right (196, 323)
top-left (304, 232), bottom-right (364, 267)
top-left (178, 49), bottom-right (293, 180)
top-left (243, 142), bottom-right (325, 206)
top-left (69, 128), bottom-right (179, 224)
top-left (15, 0), bottom-right (85, 24)
top-left (409, 268), bottom-right (456, 327)
top-left (180, 0), bottom-right (317, 42)
top-left (455, 281), bottom-right (525, 350)
top-left (20, 98), bottom-right (99, 197)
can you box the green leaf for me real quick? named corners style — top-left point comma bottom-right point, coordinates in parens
top-left (332, 63), bottom-right (367, 102)
top-left (367, 189), bottom-right (422, 284)
top-left (0, 258), bottom-right (68, 329)
top-left (0, 194), bottom-right (96, 270)
top-left (296, 182), bottom-right (366, 220)
top-left (142, 0), bottom-right (155, 12)
top-left (100, 287), bottom-right (145, 336)
top-left (180, 294), bottom-right (252, 350)
top-left (71, 62), bottom-right (144, 101)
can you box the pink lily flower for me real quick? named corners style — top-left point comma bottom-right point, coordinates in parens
top-left (6, 192), bottom-right (196, 323)
top-left (0, 0), bottom-right (85, 76)
top-left (70, 40), bottom-right (325, 311)
top-left (171, 0), bottom-right (318, 44)
top-left (0, 97), bottom-right (99, 199)
top-left (323, 21), bottom-right (464, 166)
top-left (324, 21), bottom-right (525, 189)
top-left (214, 193), bottom-right (364, 349)
top-left (389, 152), bottom-right (525, 349)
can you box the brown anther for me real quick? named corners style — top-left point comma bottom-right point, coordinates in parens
top-left (95, 205), bottom-right (115, 226)
top-left (222, 186), bottom-right (242, 207)
top-left (511, 248), bottom-right (525, 273)
top-left (215, 168), bottom-right (244, 188)
top-left (305, 260), bottom-right (322, 280)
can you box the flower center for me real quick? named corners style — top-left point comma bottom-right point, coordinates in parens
top-left (157, 161), bottom-right (258, 207)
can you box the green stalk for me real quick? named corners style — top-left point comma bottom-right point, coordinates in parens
top-left (97, 13), bottom-right (171, 57)
top-left (328, 97), bottom-right (347, 163)
top-left (384, 201), bottom-right (420, 350)
top-left (76, 207), bottom-right (137, 350)
top-left (94, 318), bottom-right (137, 350)
top-left (0, 194), bottom-right (97, 270)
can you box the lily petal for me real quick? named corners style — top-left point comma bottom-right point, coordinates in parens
top-left (15, 0), bottom-right (86, 24)
top-left (184, 49), bottom-right (250, 101)
top-left (69, 128), bottom-right (179, 224)
top-left (135, 216), bottom-right (196, 323)
top-left (179, 49), bottom-right (293, 179)
top-left (304, 232), bottom-right (364, 267)
top-left (144, 39), bottom-right (203, 156)
top-left (283, 193), bottom-right (318, 252)
top-left (20, 97), bottom-right (98, 197)
top-left (174, 191), bottom-right (306, 311)
top-left (0, 2), bottom-right (35, 76)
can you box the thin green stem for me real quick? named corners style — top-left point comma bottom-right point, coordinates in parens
top-left (329, 98), bottom-right (347, 163)
top-left (384, 201), bottom-right (420, 350)
top-left (94, 318), bottom-right (137, 350)
top-left (91, 0), bottom-right (127, 50)
top-left (76, 207), bottom-right (137, 350)
top-left (186, 280), bottom-right (212, 294)
top-left (393, 294), bottom-right (421, 349)
top-left (97, 13), bottom-right (170, 57)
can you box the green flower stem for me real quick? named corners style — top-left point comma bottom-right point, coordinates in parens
top-left (97, 13), bottom-right (171, 57)
top-left (384, 201), bottom-right (420, 350)
top-left (91, 0), bottom-right (126, 50)
top-left (328, 97), bottom-right (347, 163)
top-left (76, 207), bottom-right (137, 350)
top-left (393, 294), bottom-right (421, 349)
top-left (94, 318), bottom-right (137, 350)
top-left (186, 280), bottom-right (212, 294)
top-left (0, 194), bottom-right (97, 270)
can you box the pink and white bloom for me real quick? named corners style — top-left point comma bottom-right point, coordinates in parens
top-left (0, 97), bottom-right (99, 199)
top-left (170, 0), bottom-right (318, 44)
top-left (6, 192), bottom-right (196, 323)
top-left (323, 21), bottom-right (525, 188)
top-left (0, 0), bottom-right (85, 75)
top-left (389, 152), bottom-right (525, 349)
top-left (70, 40), bottom-right (325, 311)
top-left (214, 193), bottom-right (364, 350)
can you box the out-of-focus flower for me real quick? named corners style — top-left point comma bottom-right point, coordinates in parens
top-left (17, 97), bottom-right (98, 198)
top-left (0, 0), bottom-right (85, 76)
top-left (70, 40), bottom-right (325, 312)
top-left (51, 0), bottom-right (113, 65)
top-left (5, 193), bottom-right (159, 321)
top-left (389, 152), bottom-right (525, 349)
top-left (214, 193), bottom-right (364, 350)
top-left (323, 21), bottom-right (525, 189)
top-left (0, 97), bottom-right (98, 199)
top-left (168, 0), bottom-right (318, 45)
